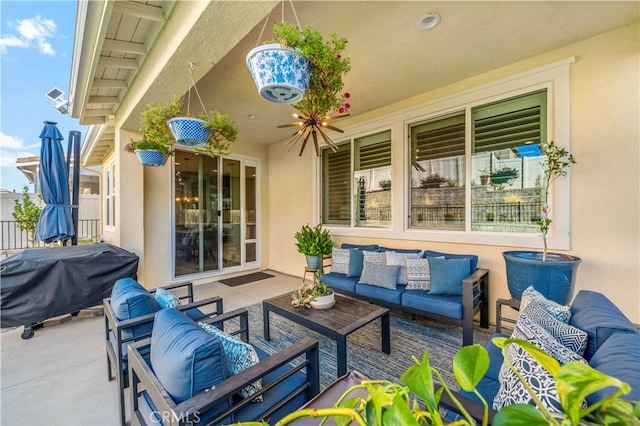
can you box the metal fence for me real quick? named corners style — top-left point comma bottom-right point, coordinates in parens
top-left (1, 219), bottom-right (101, 251)
top-left (409, 201), bottom-right (542, 223)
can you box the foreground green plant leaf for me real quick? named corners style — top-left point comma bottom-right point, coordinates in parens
top-left (492, 403), bottom-right (549, 426)
top-left (453, 344), bottom-right (489, 391)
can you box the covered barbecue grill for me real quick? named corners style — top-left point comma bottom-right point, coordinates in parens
top-left (0, 243), bottom-right (138, 338)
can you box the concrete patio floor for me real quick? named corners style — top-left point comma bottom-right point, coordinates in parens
top-left (0, 270), bottom-right (301, 425)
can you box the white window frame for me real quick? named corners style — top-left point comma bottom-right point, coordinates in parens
top-left (104, 161), bottom-right (116, 230)
top-left (316, 58), bottom-right (574, 251)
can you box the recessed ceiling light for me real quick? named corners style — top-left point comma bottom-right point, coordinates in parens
top-left (246, 114), bottom-right (257, 119)
top-left (416, 13), bottom-right (441, 31)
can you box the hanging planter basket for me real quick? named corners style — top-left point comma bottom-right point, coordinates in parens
top-left (134, 149), bottom-right (168, 167)
top-left (246, 43), bottom-right (311, 104)
top-left (167, 117), bottom-right (211, 147)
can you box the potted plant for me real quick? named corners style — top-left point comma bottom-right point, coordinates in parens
top-left (291, 279), bottom-right (334, 309)
top-left (420, 173), bottom-right (447, 188)
top-left (490, 167), bottom-right (519, 185)
top-left (124, 99), bottom-right (181, 166)
top-left (479, 167), bottom-right (490, 185)
top-left (379, 179), bottom-right (391, 191)
top-left (294, 223), bottom-right (333, 269)
top-left (503, 140), bottom-right (580, 304)
top-left (485, 211), bottom-right (495, 222)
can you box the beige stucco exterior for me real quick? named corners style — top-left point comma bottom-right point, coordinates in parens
top-left (267, 24), bottom-right (640, 322)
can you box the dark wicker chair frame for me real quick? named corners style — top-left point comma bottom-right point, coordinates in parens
top-left (104, 281), bottom-right (224, 426)
top-left (128, 308), bottom-right (321, 426)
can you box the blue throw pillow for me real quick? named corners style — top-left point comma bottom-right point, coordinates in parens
top-left (347, 249), bottom-right (365, 277)
top-left (523, 301), bottom-right (587, 355)
top-left (378, 247), bottom-right (422, 253)
top-left (155, 287), bottom-right (181, 309)
top-left (520, 286), bottom-right (571, 323)
top-left (423, 250), bottom-right (478, 274)
top-left (428, 257), bottom-right (470, 295)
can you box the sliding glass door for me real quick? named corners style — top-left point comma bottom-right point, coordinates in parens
top-left (173, 152), bottom-right (258, 277)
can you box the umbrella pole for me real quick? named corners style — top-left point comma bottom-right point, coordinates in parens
top-left (67, 131), bottom-right (81, 246)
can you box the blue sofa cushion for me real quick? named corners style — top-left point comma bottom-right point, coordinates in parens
top-left (111, 278), bottom-right (161, 338)
top-left (150, 309), bottom-right (227, 405)
top-left (428, 257), bottom-right (470, 296)
top-left (341, 243), bottom-right (379, 251)
top-left (423, 250), bottom-right (478, 274)
top-left (347, 248), bottom-right (365, 277)
top-left (233, 345), bottom-right (309, 424)
top-left (322, 273), bottom-right (359, 293)
top-left (587, 332), bottom-right (640, 404)
top-left (401, 291), bottom-right (463, 319)
top-left (570, 290), bottom-right (639, 360)
top-left (356, 283), bottom-right (404, 305)
top-left (155, 287), bottom-right (181, 309)
top-left (521, 286), bottom-right (571, 323)
top-left (199, 322), bottom-right (263, 401)
top-left (358, 263), bottom-right (399, 290)
top-left (378, 246), bottom-right (422, 254)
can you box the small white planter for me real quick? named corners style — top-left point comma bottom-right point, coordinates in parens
top-left (246, 44), bottom-right (311, 104)
top-left (310, 292), bottom-right (335, 309)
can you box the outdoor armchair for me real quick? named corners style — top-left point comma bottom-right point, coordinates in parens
top-left (104, 278), bottom-right (224, 426)
top-left (128, 307), bottom-right (320, 426)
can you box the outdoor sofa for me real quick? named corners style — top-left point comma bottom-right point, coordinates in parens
top-left (462, 289), bottom-right (640, 412)
top-left (321, 243), bottom-right (489, 346)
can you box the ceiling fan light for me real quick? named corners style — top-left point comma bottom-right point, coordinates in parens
top-left (416, 13), bottom-right (441, 31)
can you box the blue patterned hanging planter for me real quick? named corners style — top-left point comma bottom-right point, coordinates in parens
top-left (167, 117), bottom-right (211, 147)
top-left (246, 44), bottom-right (311, 104)
top-left (134, 149), bottom-right (168, 167)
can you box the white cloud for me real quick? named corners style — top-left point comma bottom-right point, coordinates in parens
top-left (0, 132), bottom-right (38, 168)
top-left (0, 132), bottom-right (25, 150)
top-left (1, 16), bottom-right (57, 55)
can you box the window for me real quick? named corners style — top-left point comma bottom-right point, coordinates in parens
top-left (321, 130), bottom-right (392, 227)
top-left (104, 162), bottom-right (116, 228)
top-left (409, 89), bottom-right (547, 234)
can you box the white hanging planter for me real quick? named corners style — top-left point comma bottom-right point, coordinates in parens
top-left (167, 117), bottom-right (211, 147)
top-left (246, 44), bottom-right (311, 104)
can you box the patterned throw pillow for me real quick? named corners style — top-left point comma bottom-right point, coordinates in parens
top-left (520, 286), bottom-right (571, 323)
top-left (199, 322), bottom-right (263, 401)
top-left (405, 258), bottom-right (432, 290)
top-left (155, 288), bottom-right (181, 309)
top-left (358, 263), bottom-right (400, 290)
top-left (330, 247), bottom-right (350, 274)
top-left (385, 251), bottom-right (422, 285)
top-left (494, 314), bottom-right (587, 412)
top-left (363, 250), bottom-right (387, 266)
top-left (523, 301), bottom-right (588, 355)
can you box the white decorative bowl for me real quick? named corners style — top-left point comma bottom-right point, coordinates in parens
top-left (310, 293), bottom-right (335, 309)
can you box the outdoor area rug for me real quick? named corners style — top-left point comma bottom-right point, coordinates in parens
top-left (240, 303), bottom-right (495, 391)
top-left (219, 272), bottom-right (275, 287)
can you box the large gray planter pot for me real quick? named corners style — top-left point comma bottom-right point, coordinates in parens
top-left (305, 255), bottom-right (321, 270)
top-left (503, 250), bottom-right (582, 305)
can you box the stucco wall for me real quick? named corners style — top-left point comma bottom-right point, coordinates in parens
top-left (266, 24), bottom-right (640, 322)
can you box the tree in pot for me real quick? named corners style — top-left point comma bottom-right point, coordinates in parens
top-left (294, 223), bottom-right (333, 270)
top-left (503, 140), bottom-right (579, 304)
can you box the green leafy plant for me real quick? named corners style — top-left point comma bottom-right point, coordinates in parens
top-left (379, 179), bottom-right (391, 190)
top-left (270, 22), bottom-right (351, 118)
top-left (420, 173), bottom-right (447, 188)
top-left (490, 167), bottom-right (519, 184)
top-left (538, 140), bottom-right (576, 260)
top-left (12, 186), bottom-right (42, 236)
top-left (492, 337), bottom-right (639, 425)
top-left (291, 281), bottom-right (334, 308)
top-left (293, 223), bottom-right (333, 257)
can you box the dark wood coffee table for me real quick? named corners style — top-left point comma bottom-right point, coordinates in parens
top-left (263, 292), bottom-right (390, 377)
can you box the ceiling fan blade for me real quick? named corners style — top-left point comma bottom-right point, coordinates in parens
top-left (298, 129), bottom-right (312, 156)
top-left (312, 130), bottom-right (319, 156)
top-left (277, 122), bottom-right (302, 128)
top-left (322, 123), bottom-right (345, 133)
top-left (324, 113), bottom-right (350, 121)
top-left (316, 126), bottom-right (339, 153)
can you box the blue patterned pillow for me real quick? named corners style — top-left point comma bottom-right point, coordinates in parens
top-left (523, 301), bottom-right (587, 355)
top-left (331, 247), bottom-right (350, 274)
top-left (520, 286), bottom-right (571, 323)
top-left (155, 288), bottom-right (181, 309)
top-left (358, 263), bottom-right (400, 290)
top-left (405, 258), bottom-right (432, 290)
top-left (363, 250), bottom-right (386, 266)
top-left (199, 322), bottom-right (263, 401)
top-left (428, 257), bottom-right (470, 295)
top-left (385, 251), bottom-right (421, 285)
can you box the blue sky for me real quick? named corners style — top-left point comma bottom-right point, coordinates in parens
top-left (1, 0), bottom-right (85, 192)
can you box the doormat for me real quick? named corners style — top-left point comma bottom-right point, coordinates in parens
top-left (219, 271), bottom-right (275, 287)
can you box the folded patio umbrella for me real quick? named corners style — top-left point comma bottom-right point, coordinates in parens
top-left (34, 121), bottom-right (75, 244)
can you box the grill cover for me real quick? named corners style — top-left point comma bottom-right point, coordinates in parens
top-left (0, 243), bottom-right (138, 328)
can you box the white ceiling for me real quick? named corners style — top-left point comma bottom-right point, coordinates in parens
top-left (76, 1), bottom-right (639, 159)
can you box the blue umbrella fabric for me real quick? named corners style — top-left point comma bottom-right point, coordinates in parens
top-left (34, 121), bottom-right (75, 244)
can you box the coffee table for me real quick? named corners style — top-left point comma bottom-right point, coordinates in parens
top-left (263, 292), bottom-right (390, 377)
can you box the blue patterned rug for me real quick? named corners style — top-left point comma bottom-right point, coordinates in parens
top-left (243, 303), bottom-right (495, 391)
